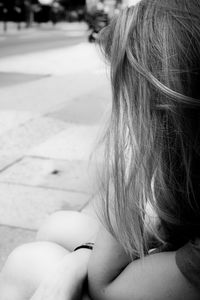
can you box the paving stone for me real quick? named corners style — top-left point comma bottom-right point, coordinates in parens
top-left (0, 157), bottom-right (98, 194)
top-left (0, 225), bottom-right (36, 271)
top-left (81, 195), bottom-right (100, 219)
top-left (48, 83), bottom-right (111, 125)
top-left (0, 116), bottom-right (68, 171)
top-left (0, 72), bottom-right (49, 88)
top-left (0, 110), bottom-right (39, 135)
top-left (29, 124), bottom-right (101, 161)
top-left (0, 183), bottom-right (91, 230)
top-left (0, 72), bottom-right (108, 114)
top-left (0, 43), bottom-right (104, 76)
top-left (0, 116), bottom-right (68, 154)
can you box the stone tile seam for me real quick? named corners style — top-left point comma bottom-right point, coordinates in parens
top-left (0, 180), bottom-right (93, 195)
top-left (0, 223), bottom-right (36, 233)
top-left (79, 194), bottom-right (96, 212)
top-left (0, 156), bottom-right (23, 173)
top-left (26, 154), bottom-right (94, 165)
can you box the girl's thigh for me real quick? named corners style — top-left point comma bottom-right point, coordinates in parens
top-left (0, 241), bottom-right (69, 300)
top-left (36, 210), bottom-right (100, 252)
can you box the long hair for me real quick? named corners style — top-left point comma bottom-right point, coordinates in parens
top-left (98, 0), bottom-right (200, 259)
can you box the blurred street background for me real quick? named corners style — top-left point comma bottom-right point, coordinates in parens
top-left (0, 0), bottom-right (138, 270)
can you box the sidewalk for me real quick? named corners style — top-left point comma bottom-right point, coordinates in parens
top-left (0, 36), bottom-right (111, 269)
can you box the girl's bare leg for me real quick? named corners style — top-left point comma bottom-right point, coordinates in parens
top-left (0, 210), bottom-right (100, 300)
top-left (36, 210), bottom-right (101, 251)
top-left (0, 242), bottom-right (69, 300)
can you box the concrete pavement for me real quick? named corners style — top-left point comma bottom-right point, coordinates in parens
top-left (0, 24), bottom-right (111, 269)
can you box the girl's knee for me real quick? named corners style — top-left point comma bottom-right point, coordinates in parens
top-left (1, 243), bottom-right (33, 285)
top-left (1, 241), bottom-right (68, 299)
top-left (36, 210), bottom-right (100, 251)
top-left (0, 243), bottom-right (38, 299)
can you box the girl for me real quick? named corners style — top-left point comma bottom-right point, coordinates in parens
top-left (1, 0), bottom-right (200, 299)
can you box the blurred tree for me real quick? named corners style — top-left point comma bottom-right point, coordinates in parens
top-left (24, 0), bottom-right (33, 27)
top-left (59, 0), bottom-right (85, 9)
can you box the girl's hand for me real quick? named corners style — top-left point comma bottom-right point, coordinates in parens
top-left (30, 250), bottom-right (91, 300)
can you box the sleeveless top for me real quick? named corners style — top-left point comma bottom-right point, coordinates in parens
top-left (175, 238), bottom-right (200, 290)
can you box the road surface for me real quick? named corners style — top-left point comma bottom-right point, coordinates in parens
top-left (0, 22), bottom-right (88, 57)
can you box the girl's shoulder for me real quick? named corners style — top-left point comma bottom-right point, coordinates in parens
top-left (176, 238), bottom-right (200, 290)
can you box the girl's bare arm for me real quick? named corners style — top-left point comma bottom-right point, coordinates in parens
top-left (88, 227), bottom-right (199, 300)
top-left (88, 226), bottom-right (131, 287)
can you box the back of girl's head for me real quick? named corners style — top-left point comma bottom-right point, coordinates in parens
top-left (99, 0), bottom-right (200, 258)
